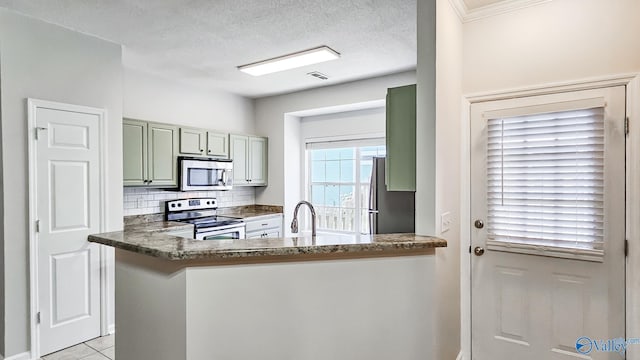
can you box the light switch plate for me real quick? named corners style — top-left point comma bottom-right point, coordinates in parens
top-left (441, 212), bottom-right (452, 234)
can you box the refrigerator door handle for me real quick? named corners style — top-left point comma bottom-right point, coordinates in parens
top-left (369, 158), bottom-right (378, 234)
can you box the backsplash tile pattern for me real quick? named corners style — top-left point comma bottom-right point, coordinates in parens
top-left (123, 187), bottom-right (256, 216)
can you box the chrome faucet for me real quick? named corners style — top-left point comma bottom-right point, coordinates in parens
top-left (291, 201), bottom-right (317, 237)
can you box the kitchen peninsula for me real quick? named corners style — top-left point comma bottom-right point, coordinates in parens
top-left (89, 226), bottom-right (446, 360)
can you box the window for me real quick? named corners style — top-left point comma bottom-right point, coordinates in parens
top-left (307, 140), bottom-right (386, 234)
top-left (487, 107), bottom-right (605, 252)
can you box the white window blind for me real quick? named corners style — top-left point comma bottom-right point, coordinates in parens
top-left (487, 107), bottom-right (605, 252)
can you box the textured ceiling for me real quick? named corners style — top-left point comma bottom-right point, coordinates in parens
top-left (0, 0), bottom-right (417, 97)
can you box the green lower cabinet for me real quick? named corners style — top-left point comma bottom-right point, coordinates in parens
top-left (123, 119), bottom-right (178, 187)
top-left (385, 84), bottom-right (416, 191)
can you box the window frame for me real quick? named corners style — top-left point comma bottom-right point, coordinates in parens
top-left (305, 137), bottom-right (385, 235)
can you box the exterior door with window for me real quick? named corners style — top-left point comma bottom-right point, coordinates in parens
top-left (470, 87), bottom-right (626, 359)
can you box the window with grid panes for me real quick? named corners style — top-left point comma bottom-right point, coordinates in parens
top-left (307, 140), bottom-right (385, 234)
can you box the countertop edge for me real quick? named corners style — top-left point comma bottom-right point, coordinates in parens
top-left (89, 232), bottom-right (447, 262)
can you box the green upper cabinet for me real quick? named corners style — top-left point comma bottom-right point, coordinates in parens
top-left (230, 134), bottom-right (268, 186)
top-left (206, 132), bottom-right (229, 158)
top-left (179, 128), bottom-right (207, 155)
top-left (179, 128), bottom-right (229, 158)
top-left (123, 119), bottom-right (178, 187)
top-left (385, 84), bottom-right (416, 191)
top-left (123, 119), bottom-right (147, 186)
top-left (148, 123), bottom-right (178, 186)
top-left (248, 137), bottom-right (268, 185)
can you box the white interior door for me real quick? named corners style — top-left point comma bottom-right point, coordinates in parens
top-left (470, 87), bottom-right (626, 359)
top-left (32, 100), bottom-right (104, 356)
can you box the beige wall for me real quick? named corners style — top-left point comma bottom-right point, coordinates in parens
top-left (0, 9), bottom-right (123, 357)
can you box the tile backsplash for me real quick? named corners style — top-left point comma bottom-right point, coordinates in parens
top-left (123, 187), bottom-right (256, 216)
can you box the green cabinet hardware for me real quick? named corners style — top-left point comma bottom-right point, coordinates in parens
top-left (230, 134), bottom-right (268, 186)
top-left (385, 84), bottom-right (416, 191)
top-left (123, 119), bottom-right (178, 187)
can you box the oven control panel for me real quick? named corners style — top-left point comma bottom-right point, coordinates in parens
top-left (166, 198), bottom-right (218, 212)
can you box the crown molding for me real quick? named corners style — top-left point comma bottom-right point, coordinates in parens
top-left (448, 0), bottom-right (552, 23)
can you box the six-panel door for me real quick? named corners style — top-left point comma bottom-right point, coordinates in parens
top-left (34, 103), bottom-right (102, 356)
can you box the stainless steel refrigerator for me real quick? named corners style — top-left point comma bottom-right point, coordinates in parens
top-left (368, 157), bottom-right (415, 234)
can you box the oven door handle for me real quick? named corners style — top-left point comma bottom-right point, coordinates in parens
top-left (195, 224), bottom-right (246, 240)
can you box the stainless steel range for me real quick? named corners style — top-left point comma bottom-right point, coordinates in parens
top-left (166, 198), bottom-right (245, 240)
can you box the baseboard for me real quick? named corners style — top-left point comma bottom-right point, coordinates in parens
top-left (2, 352), bottom-right (31, 360)
top-left (108, 323), bottom-right (116, 335)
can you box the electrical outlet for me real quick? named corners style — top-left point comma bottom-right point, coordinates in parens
top-left (441, 212), bottom-right (452, 234)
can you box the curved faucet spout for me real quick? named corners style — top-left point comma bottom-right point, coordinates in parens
top-left (291, 201), bottom-right (317, 237)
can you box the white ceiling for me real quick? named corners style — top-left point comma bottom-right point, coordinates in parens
top-left (0, 0), bottom-right (510, 98)
top-left (0, 0), bottom-right (418, 98)
top-left (464, 0), bottom-right (505, 10)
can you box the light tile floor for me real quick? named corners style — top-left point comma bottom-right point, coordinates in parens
top-left (41, 334), bottom-right (114, 360)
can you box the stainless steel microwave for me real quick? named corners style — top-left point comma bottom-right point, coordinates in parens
top-left (179, 157), bottom-right (233, 191)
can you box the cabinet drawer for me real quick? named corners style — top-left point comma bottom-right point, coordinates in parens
top-left (246, 229), bottom-right (281, 239)
top-left (244, 215), bottom-right (282, 233)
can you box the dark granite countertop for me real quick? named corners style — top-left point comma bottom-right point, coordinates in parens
top-left (89, 228), bottom-right (446, 261)
top-left (108, 204), bottom-right (445, 262)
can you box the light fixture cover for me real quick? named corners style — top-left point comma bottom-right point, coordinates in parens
top-left (238, 46), bottom-right (340, 76)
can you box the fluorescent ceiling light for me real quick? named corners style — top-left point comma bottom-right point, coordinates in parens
top-left (238, 46), bottom-right (340, 76)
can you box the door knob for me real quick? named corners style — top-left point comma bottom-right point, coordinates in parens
top-left (474, 246), bottom-right (485, 256)
top-left (474, 219), bottom-right (484, 229)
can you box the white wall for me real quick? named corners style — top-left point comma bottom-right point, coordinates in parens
top-left (121, 69), bottom-right (258, 216)
top-left (433, 0), bottom-right (464, 359)
top-left (456, 0), bottom-right (640, 358)
top-left (254, 71), bottom-right (416, 230)
top-left (463, 0), bottom-right (640, 94)
top-left (124, 68), bottom-right (254, 134)
top-left (300, 107), bottom-right (385, 140)
top-left (0, 8), bottom-right (123, 357)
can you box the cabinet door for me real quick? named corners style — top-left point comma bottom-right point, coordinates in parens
top-left (385, 84), bottom-right (416, 191)
top-left (248, 137), bottom-right (268, 185)
top-left (179, 128), bottom-right (206, 155)
top-left (229, 134), bottom-right (249, 185)
top-left (246, 231), bottom-right (264, 239)
top-left (263, 229), bottom-right (281, 238)
top-left (148, 123), bottom-right (178, 187)
top-left (123, 119), bottom-right (147, 186)
top-left (207, 132), bottom-right (229, 158)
